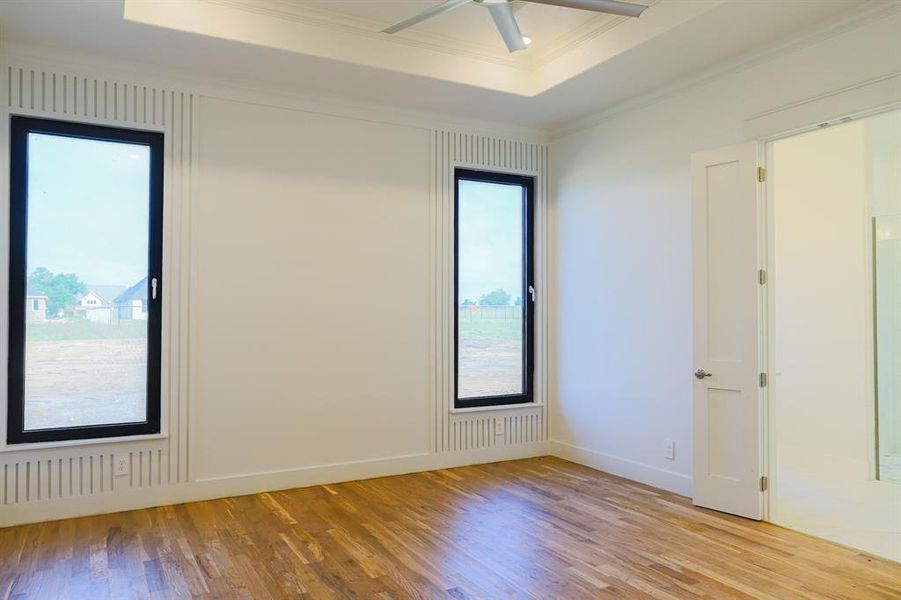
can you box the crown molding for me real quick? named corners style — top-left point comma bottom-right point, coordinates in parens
top-left (200, 0), bottom-right (529, 70)
top-left (120, 0), bottom-right (726, 98)
top-left (530, 0), bottom-right (663, 67)
top-left (0, 41), bottom-right (551, 143)
top-left (197, 0), bottom-right (645, 73)
top-left (746, 71), bottom-right (901, 123)
top-left (550, 0), bottom-right (901, 138)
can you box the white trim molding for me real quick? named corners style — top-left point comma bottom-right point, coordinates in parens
top-left (0, 441), bottom-right (550, 528)
top-left (744, 73), bottom-right (901, 141)
top-left (160, 0), bottom-right (657, 72)
top-left (548, 440), bottom-right (693, 497)
top-left (551, 0), bottom-right (901, 139)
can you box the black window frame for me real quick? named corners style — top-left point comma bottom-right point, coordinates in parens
top-left (7, 115), bottom-right (164, 444)
top-left (454, 168), bottom-right (535, 409)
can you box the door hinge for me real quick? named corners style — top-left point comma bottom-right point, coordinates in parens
top-left (758, 269), bottom-right (767, 285)
top-left (757, 166), bottom-right (766, 182)
top-left (759, 372), bottom-right (768, 388)
top-left (760, 476), bottom-right (768, 492)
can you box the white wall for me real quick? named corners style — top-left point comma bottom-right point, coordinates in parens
top-left (0, 52), bottom-right (549, 526)
top-left (549, 7), bottom-right (901, 501)
top-left (193, 97), bottom-right (431, 480)
top-left (770, 116), bottom-right (901, 562)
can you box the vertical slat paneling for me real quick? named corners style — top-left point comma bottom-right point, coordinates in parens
top-left (178, 92), bottom-right (192, 484)
top-left (16, 462), bottom-right (31, 503)
top-left (542, 145), bottom-right (550, 441)
top-left (432, 129), bottom-right (548, 454)
top-left (167, 90), bottom-right (181, 484)
top-left (443, 131), bottom-right (452, 452)
top-left (1, 63), bottom-right (191, 508)
top-left (6, 465), bottom-right (12, 503)
top-left (429, 131), bottom-right (441, 452)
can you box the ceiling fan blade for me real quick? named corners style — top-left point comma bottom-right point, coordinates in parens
top-left (524, 0), bottom-right (647, 18)
top-left (487, 2), bottom-right (527, 52)
top-left (382, 0), bottom-right (473, 34)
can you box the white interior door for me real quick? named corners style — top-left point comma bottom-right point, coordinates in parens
top-left (691, 142), bottom-right (763, 520)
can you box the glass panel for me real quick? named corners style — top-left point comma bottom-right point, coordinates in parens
top-left (869, 109), bottom-right (901, 483)
top-left (23, 133), bottom-right (150, 430)
top-left (457, 179), bottom-right (524, 399)
top-left (876, 215), bottom-right (901, 483)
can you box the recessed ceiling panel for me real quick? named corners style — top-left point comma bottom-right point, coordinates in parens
top-left (297, 0), bottom-right (610, 52)
top-left (0, 0), bottom-right (877, 129)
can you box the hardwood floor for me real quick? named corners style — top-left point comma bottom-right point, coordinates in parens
top-left (1, 456), bottom-right (898, 599)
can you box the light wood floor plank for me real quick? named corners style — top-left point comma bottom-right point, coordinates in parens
top-left (1, 457), bottom-right (898, 599)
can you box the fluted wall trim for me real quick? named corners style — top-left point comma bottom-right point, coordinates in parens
top-left (0, 55), bottom-right (549, 527)
top-left (0, 61), bottom-right (194, 506)
top-left (430, 130), bottom-right (549, 454)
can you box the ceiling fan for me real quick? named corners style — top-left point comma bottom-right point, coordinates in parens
top-left (382, 0), bottom-right (649, 53)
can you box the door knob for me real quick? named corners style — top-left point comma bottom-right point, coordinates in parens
top-left (694, 369), bottom-right (713, 380)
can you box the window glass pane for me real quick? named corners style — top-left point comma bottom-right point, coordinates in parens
top-left (457, 179), bottom-right (524, 399)
top-left (23, 133), bottom-right (150, 430)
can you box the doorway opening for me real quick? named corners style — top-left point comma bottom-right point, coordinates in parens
top-left (765, 107), bottom-right (901, 560)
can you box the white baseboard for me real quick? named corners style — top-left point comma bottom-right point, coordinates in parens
top-left (3, 440), bottom-right (697, 527)
top-left (0, 442), bottom-right (549, 528)
top-left (548, 440), bottom-right (692, 497)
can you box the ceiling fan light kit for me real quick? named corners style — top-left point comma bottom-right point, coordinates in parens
top-left (382, 0), bottom-right (649, 53)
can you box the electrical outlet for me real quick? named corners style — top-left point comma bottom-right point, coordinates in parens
top-left (494, 420), bottom-right (505, 436)
top-left (664, 439), bottom-right (675, 461)
top-left (114, 454), bottom-right (130, 477)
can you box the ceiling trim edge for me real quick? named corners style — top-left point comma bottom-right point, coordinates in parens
top-left (0, 41), bottom-right (552, 143)
top-left (550, 0), bottom-right (901, 139)
top-left (197, 0), bottom-right (645, 72)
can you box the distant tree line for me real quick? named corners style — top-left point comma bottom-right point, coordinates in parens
top-left (460, 288), bottom-right (522, 307)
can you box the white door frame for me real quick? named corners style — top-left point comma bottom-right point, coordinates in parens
top-left (757, 101), bottom-right (901, 523)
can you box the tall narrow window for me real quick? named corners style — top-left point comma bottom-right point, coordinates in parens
top-left (455, 169), bottom-right (534, 409)
top-left (8, 116), bottom-right (163, 444)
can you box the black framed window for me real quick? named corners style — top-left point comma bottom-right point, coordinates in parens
top-left (455, 168), bottom-right (534, 409)
top-left (7, 116), bottom-right (163, 444)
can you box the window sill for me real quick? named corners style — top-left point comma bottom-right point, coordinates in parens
top-left (450, 403), bottom-right (543, 415)
top-left (0, 432), bottom-right (168, 453)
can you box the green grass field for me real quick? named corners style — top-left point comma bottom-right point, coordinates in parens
top-left (457, 308), bottom-right (522, 342)
top-left (457, 308), bottom-right (523, 397)
top-left (26, 319), bottom-right (147, 342)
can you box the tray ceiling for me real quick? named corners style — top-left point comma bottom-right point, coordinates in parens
top-left (120, 0), bottom-right (711, 95)
top-left (292, 0), bottom-right (614, 55)
top-left (0, 0), bottom-right (876, 129)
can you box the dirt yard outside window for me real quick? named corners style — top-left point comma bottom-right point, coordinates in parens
top-left (457, 306), bottom-right (524, 398)
top-left (24, 321), bottom-right (147, 430)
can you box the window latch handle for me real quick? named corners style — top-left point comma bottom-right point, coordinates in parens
top-left (528, 285), bottom-right (536, 302)
top-left (151, 277), bottom-right (158, 300)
